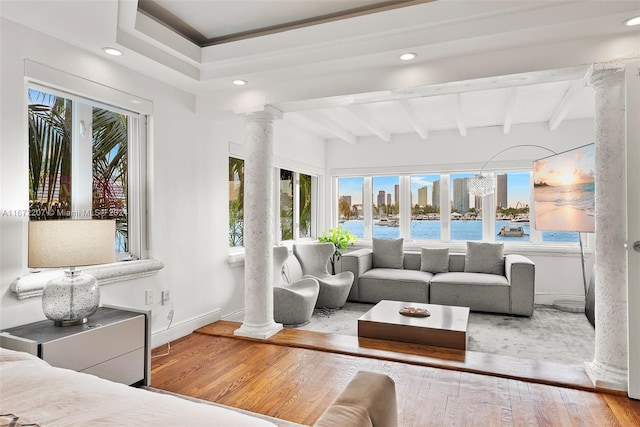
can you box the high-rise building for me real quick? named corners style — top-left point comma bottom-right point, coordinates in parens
top-left (340, 195), bottom-right (352, 207)
top-left (377, 190), bottom-right (385, 209)
top-left (394, 184), bottom-right (399, 205)
top-left (474, 195), bottom-right (482, 210)
top-left (432, 180), bottom-right (440, 208)
top-left (453, 178), bottom-right (470, 213)
top-left (496, 173), bottom-right (508, 209)
top-left (418, 186), bottom-right (428, 207)
top-left (386, 193), bottom-right (392, 206)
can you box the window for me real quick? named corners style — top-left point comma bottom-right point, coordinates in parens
top-left (280, 169), bottom-right (294, 240)
top-left (450, 173), bottom-right (480, 241)
top-left (333, 169), bottom-right (580, 246)
top-left (495, 172), bottom-right (531, 242)
top-left (28, 87), bottom-right (140, 257)
top-left (372, 176), bottom-right (399, 239)
top-left (229, 157), bottom-right (244, 247)
top-left (299, 173), bottom-right (312, 238)
top-left (228, 161), bottom-right (316, 246)
top-left (279, 168), bottom-right (315, 242)
top-left (410, 175), bottom-right (441, 240)
top-left (337, 177), bottom-right (364, 238)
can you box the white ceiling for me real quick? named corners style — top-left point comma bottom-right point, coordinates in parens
top-left (1, 0), bottom-right (639, 143)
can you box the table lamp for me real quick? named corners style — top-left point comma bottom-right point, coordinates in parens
top-left (28, 219), bottom-right (116, 326)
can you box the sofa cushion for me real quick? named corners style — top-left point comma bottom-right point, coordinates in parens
top-left (361, 268), bottom-right (433, 283)
top-left (430, 272), bottom-right (510, 314)
top-left (420, 248), bottom-right (449, 273)
top-left (359, 268), bottom-right (431, 303)
top-left (430, 271), bottom-right (508, 287)
top-left (372, 238), bottom-right (404, 269)
top-left (464, 242), bottom-right (504, 275)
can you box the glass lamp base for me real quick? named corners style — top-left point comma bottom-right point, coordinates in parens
top-left (42, 270), bottom-right (100, 327)
top-left (53, 317), bottom-right (88, 327)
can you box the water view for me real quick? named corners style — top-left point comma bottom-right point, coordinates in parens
top-left (340, 219), bottom-right (579, 242)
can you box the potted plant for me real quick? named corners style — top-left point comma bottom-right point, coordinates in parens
top-left (318, 225), bottom-right (356, 274)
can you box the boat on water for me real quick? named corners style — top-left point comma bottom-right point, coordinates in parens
top-left (498, 225), bottom-right (529, 237)
top-left (375, 217), bottom-right (399, 227)
top-left (511, 215), bottom-right (530, 223)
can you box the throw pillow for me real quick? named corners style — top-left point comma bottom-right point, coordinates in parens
top-left (372, 238), bottom-right (404, 269)
top-left (464, 241), bottom-right (504, 275)
top-left (420, 248), bottom-right (449, 273)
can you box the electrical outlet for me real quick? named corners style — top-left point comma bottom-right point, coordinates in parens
top-left (145, 289), bottom-right (153, 305)
top-left (162, 290), bottom-right (170, 305)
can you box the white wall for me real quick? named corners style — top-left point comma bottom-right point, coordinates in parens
top-left (0, 19), bottom-right (327, 343)
top-left (326, 119), bottom-right (596, 303)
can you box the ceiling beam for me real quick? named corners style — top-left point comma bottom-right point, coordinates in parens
top-left (300, 111), bottom-right (358, 144)
top-left (397, 100), bottom-right (428, 140)
top-left (503, 87), bottom-right (519, 134)
top-left (284, 113), bottom-right (328, 140)
top-left (453, 94), bottom-right (467, 137)
top-left (549, 80), bottom-right (583, 130)
top-left (339, 106), bottom-right (391, 142)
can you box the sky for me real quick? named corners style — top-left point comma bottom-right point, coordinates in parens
top-left (338, 172), bottom-right (532, 208)
top-left (533, 144), bottom-right (595, 187)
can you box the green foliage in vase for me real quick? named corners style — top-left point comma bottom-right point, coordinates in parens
top-left (318, 226), bottom-right (356, 274)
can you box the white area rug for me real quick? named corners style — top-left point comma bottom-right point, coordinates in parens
top-left (294, 302), bottom-right (595, 366)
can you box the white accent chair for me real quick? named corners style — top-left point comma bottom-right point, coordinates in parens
top-left (293, 242), bottom-right (354, 309)
top-left (273, 246), bottom-right (319, 326)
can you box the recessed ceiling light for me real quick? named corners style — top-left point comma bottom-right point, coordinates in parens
top-left (233, 79), bottom-right (247, 86)
top-left (623, 16), bottom-right (640, 26)
top-left (103, 47), bottom-right (123, 56)
top-left (399, 52), bottom-right (417, 61)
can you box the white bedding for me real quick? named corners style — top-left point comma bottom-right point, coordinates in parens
top-left (0, 347), bottom-right (276, 426)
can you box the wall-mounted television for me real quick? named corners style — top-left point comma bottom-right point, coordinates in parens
top-left (532, 143), bottom-right (595, 233)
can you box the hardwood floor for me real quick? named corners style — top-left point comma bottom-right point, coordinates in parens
top-left (151, 323), bottom-right (640, 427)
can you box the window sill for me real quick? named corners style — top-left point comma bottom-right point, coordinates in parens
top-left (11, 258), bottom-right (165, 300)
top-left (227, 251), bottom-right (245, 268)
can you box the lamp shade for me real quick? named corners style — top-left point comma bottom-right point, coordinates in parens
top-left (28, 220), bottom-right (116, 268)
top-left (469, 174), bottom-right (494, 197)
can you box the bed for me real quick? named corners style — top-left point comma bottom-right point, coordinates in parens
top-left (0, 347), bottom-right (396, 427)
top-left (0, 347), bottom-right (282, 426)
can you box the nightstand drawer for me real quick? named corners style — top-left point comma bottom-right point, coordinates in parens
top-left (41, 315), bottom-right (144, 372)
top-left (81, 347), bottom-right (144, 385)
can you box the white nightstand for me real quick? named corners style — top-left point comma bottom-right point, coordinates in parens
top-left (0, 305), bottom-right (151, 386)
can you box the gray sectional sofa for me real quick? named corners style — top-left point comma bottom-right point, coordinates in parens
top-left (340, 242), bottom-right (535, 316)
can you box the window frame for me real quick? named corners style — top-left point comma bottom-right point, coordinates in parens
top-left (227, 150), bottom-right (320, 250)
top-left (26, 81), bottom-right (149, 262)
top-left (332, 167), bottom-right (585, 249)
top-left (275, 167), bottom-right (318, 244)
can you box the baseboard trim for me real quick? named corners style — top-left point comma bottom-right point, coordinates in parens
top-left (222, 309), bottom-right (245, 322)
top-left (535, 293), bottom-right (585, 306)
top-left (151, 308), bottom-right (220, 349)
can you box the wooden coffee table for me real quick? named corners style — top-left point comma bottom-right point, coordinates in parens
top-left (358, 300), bottom-right (470, 350)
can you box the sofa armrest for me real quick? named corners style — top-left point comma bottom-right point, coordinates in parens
top-left (340, 249), bottom-right (373, 301)
top-left (505, 254), bottom-right (535, 316)
top-left (314, 371), bottom-right (397, 427)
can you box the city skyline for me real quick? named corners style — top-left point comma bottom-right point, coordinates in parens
top-left (338, 172), bottom-right (532, 210)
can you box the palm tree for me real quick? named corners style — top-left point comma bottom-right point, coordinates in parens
top-left (92, 108), bottom-right (128, 252)
top-left (299, 173), bottom-right (312, 237)
top-left (29, 90), bottom-right (129, 251)
top-left (229, 157), bottom-right (244, 246)
top-left (28, 92), bottom-right (72, 217)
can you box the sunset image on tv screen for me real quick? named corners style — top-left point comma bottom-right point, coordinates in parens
top-left (533, 144), bottom-right (595, 233)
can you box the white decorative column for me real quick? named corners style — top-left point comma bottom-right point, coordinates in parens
top-left (234, 108), bottom-right (283, 339)
top-left (585, 65), bottom-right (628, 391)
